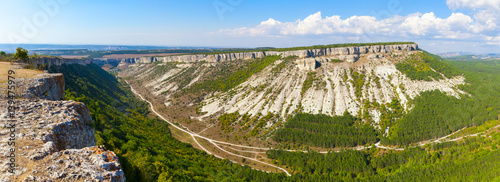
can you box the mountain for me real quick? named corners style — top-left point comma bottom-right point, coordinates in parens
top-left (119, 43), bottom-right (470, 145)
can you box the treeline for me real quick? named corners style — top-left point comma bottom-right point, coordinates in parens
top-left (384, 58), bottom-right (500, 145)
top-left (49, 64), bottom-right (290, 181)
top-left (273, 113), bottom-right (378, 148)
top-left (267, 150), bottom-right (374, 178)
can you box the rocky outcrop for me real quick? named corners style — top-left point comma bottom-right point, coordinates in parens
top-left (23, 146), bottom-right (125, 182)
top-left (296, 58), bottom-right (319, 71)
top-left (0, 73), bottom-right (125, 182)
top-left (113, 44), bottom-right (418, 64)
top-left (23, 73), bottom-right (65, 101)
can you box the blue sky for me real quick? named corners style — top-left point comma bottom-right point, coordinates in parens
top-left (0, 0), bottom-right (499, 53)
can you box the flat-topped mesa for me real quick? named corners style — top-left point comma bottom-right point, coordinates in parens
top-left (121, 51), bottom-right (266, 63)
top-left (122, 43), bottom-right (418, 64)
top-left (266, 44), bottom-right (419, 59)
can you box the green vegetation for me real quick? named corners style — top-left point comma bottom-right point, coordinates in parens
top-left (301, 72), bottom-right (317, 97)
top-left (249, 112), bottom-right (276, 136)
top-left (383, 58), bottom-right (500, 146)
top-left (13, 47), bottom-right (29, 62)
top-left (49, 63), bottom-right (290, 181)
top-left (377, 99), bottom-right (404, 132)
top-left (271, 56), bottom-right (297, 75)
top-left (184, 55), bottom-right (280, 95)
top-left (329, 59), bottom-right (344, 63)
top-left (396, 52), bottom-right (461, 81)
top-left (351, 70), bottom-right (366, 98)
top-left (450, 119), bottom-right (500, 139)
top-left (268, 150), bottom-right (374, 179)
top-left (273, 113), bottom-right (378, 148)
top-left (268, 130), bottom-right (500, 181)
top-left (148, 62), bottom-right (177, 79)
top-left (218, 112), bottom-right (240, 133)
top-left (0, 52), bottom-right (12, 62)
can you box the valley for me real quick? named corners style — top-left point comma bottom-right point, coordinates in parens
top-left (7, 42), bottom-right (495, 181)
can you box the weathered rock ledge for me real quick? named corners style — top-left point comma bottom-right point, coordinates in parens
top-left (0, 73), bottom-right (125, 181)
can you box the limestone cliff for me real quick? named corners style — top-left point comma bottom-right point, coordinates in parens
top-left (0, 73), bottom-right (125, 182)
top-left (114, 44), bottom-right (418, 63)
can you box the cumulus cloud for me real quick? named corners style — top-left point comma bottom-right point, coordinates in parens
top-left (217, 3), bottom-right (499, 46)
top-left (446, 0), bottom-right (500, 10)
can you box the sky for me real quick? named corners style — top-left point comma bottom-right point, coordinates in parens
top-left (0, 0), bottom-right (499, 53)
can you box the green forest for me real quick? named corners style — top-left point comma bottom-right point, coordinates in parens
top-left (273, 113), bottom-right (378, 148)
top-left (384, 58), bottom-right (500, 145)
top-left (395, 52), bottom-right (461, 81)
top-left (267, 133), bottom-right (500, 181)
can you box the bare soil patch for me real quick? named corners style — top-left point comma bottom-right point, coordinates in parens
top-left (0, 62), bottom-right (45, 84)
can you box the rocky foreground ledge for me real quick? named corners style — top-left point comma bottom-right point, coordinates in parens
top-left (0, 73), bottom-right (125, 181)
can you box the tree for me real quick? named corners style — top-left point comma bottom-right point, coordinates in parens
top-left (0, 51), bottom-right (6, 56)
top-left (13, 47), bottom-right (28, 62)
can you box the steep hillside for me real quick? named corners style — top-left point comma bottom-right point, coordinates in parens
top-left (120, 43), bottom-right (471, 148)
top-left (48, 63), bottom-right (290, 181)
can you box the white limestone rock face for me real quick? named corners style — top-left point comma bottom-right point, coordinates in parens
top-left (111, 43), bottom-right (418, 64)
top-left (0, 73), bottom-right (125, 182)
top-left (296, 58), bottom-right (318, 71)
top-left (198, 50), bottom-right (465, 126)
top-left (0, 73), bottom-right (65, 101)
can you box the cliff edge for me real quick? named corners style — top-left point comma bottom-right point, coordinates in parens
top-left (0, 72), bottom-right (125, 182)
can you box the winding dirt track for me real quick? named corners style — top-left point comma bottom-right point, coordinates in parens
top-left (124, 79), bottom-right (500, 175)
top-left (125, 80), bottom-right (291, 176)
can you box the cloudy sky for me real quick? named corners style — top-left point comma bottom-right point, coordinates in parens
top-left (0, 0), bottom-right (499, 53)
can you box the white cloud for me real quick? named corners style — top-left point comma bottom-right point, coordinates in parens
top-left (216, 8), bottom-right (499, 47)
top-left (446, 0), bottom-right (499, 35)
top-left (446, 0), bottom-right (500, 10)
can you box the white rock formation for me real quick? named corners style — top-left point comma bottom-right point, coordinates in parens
top-left (120, 43), bottom-right (465, 128)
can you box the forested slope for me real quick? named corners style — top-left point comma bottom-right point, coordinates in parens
top-left (49, 64), bottom-right (288, 181)
top-left (383, 57), bottom-right (500, 145)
